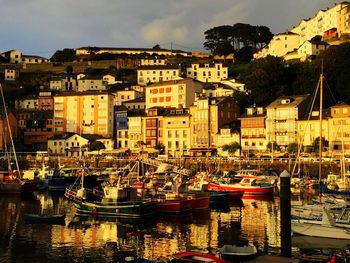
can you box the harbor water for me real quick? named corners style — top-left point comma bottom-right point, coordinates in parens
top-left (0, 191), bottom-right (287, 262)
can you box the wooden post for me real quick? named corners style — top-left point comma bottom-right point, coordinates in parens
top-left (280, 170), bottom-right (291, 257)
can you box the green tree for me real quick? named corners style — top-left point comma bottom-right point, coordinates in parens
top-left (66, 65), bottom-right (73, 75)
top-left (204, 25), bottom-right (235, 55)
top-left (222, 142), bottom-right (241, 156)
top-left (312, 137), bottom-right (329, 152)
top-left (266, 142), bottom-right (280, 152)
top-left (154, 143), bottom-right (165, 154)
top-left (90, 141), bottom-right (106, 151)
top-left (286, 143), bottom-right (298, 154)
top-left (240, 55), bottom-right (288, 106)
top-left (50, 48), bottom-right (76, 62)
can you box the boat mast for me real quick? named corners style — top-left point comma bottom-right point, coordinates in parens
top-left (318, 73), bottom-right (323, 201)
top-left (0, 83), bottom-right (21, 177)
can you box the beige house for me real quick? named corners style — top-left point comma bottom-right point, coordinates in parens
top-left (113, 88), bottom-right (143, 106)
top-left (266, 95), bottom-right (310, 150)
top-left (239, 106), bottom-right (267, 154)
top-left (284, 39), bottom-right (329, 61)
top-left (0, 50), bottom-right (22, 64)
top-left (103, 74), bottom-right (118, 85)
top-left (15, 95), bottom-right (38, 110)
top-left (21, 55), bottom-right (49, 64)
top-left (128, 116), bottom-right (144, 151)
top-left (4, 68), bottom-right (19, 81)
top-left (137, 65), bottom-right (181, 86)
top-left (122, 97), bottom-right (146, 111)
top-left (50, 75), bottom-right (78, 91)
top-left (328, 103), bottom-right (350, 153)
top-left (190, 95), bottom-right (239, 156)
top-left (254, 32), bottom-right (300, 59)
top-left (53, 91), bottom-right (115, 137)
top-left (186, 63), bottom-right (228, 83)
top-left (145, 78), bottom-right (203, 110)
top-left (140, 58), bottom-right (167, 66)
top-left (162, 108), bottom-right (191, 156)
top-left (77, 76), bottom-right (107, 91)
top-left (297, 110), bottom-right (330, 151)
top-left (47, 133), bottom-right (88, 156)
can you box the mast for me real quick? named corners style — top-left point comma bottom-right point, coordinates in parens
top-left (0, 83), bottom-right (21, 179)
top-left (318, 73), bottom-right (323, 201)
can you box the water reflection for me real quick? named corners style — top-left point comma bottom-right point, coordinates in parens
top-left (0, 192), bottom-right (282, 262)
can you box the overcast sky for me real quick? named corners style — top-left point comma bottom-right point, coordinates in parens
top-left (0, 0), bottom-right (341, 58)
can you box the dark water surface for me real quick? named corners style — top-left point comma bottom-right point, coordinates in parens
top-left (0, 192), bottom-right (283, 263)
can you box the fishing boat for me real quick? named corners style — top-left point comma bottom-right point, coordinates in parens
top-left (220, 243), bottom-right (258, 262)
top-left (208, 176), bottom-right (274, 196)
top-left (206, 183), bottom-right (245, 201)
top-left (24, 213), bottom-right (66, 225)
top-left (155, 194), bottom-right (193, 213)
top-left (171, 251), bottom-right (231, 263)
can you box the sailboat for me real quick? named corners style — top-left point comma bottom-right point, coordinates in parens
top-left (0, 83), bottom-right (40, 195)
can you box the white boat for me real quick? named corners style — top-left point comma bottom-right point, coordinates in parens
top-left (292, 207), bottom-right (350, 239)
top-left (220, 244), bottom-right (258, 262)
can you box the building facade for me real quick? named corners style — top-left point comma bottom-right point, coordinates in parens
top-left (186, 63), bottom-right (228, 83)
top-left (137, 65), bottom-right (181, 86)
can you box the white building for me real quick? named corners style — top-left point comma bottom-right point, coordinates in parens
top-left (77, 76), bottom-right (107, 91)
top-left (137, 65), bottom-right (181, 86)
top-left (186, 63), bottom-right (228, 83)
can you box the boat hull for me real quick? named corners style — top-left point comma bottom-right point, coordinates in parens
top-left (156, 198), bottom-right (192, 213)
top-left (73, 199), bottom-right (157, 218)
top-left (292, 222), bottom-right (350, 239)
top-left (208, 182), bottom-right (273, 196)
top-left (172, 251), bottom-right (231, 263)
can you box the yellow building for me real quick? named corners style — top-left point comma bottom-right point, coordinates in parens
top-left (77, 76), bottom-right (107, 91)
top-left (239, 107), bottom-right (267, 154)
top-left (128, 116), bottom-right (144, 151)
top-left (140, 58), bottom-right (167, 66)
top-left (53, 91), bottom-right (115, 138)
top-left (186, 63), bottom-right (228, 83)
top-left (297, 110), bottom-right (330, 151)
top-left (145, 78), bottom-right (203, 110)
top-left (137, 65), bottom-right (181, 86)
top-left (329, 103), bottom-right (350, 153)
top-left (190, 95), bottom-right (239, 156)
top-left (4, 67), bottom-right (19, 81)
top-left (162, 108), bottom-right (191, 156)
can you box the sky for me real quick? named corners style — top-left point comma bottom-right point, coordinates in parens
top-left (0, 0), bottom-right (342, 58)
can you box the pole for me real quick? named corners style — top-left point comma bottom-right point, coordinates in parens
top-left (280, 170), bottom-right (291, 257)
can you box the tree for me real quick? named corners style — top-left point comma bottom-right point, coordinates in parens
top-left (204, 25), bottom-right (235, 55)
top-left (50, 48), bottom-right (76, 62)
top-left (66, 65), bottom-right (73, 75)
top-left (312, 137), bottom-right (329, 152)
top-left (154, 143), bottom-right (165, 154)
top-left (222, 142), bottom-right (241, 156)
top-left (152, 44), bottom-right (161, 49)
top-left (240, 55), bottom-right (288, 106)
top-left (286, 143), bottom-right (298, 154)
top-left (266, 142), bottom-right (280, 152)
top-left (90, 141), bottom-right (106, 151)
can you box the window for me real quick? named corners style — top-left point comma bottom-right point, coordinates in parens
top-left (166, 97), bottom-right (171, 102)
top-left (166, 87), bottom-right (171, 93)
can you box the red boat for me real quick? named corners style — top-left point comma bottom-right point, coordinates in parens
top-left (183, 192), bottom-right (210, 210)
top-left (207, 184), bottom-right (244, 201)
top-left (172, 251), bottom-right (231, 263)
top-left (208, 177), bottom-right (274, 196)
top-left (155, 195), bottom-right (192, 213)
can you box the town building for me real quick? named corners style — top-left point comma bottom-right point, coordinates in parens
top-left (137, 65), bottom-right (181, 86)
top-left (0, 112), bottom-right (17, 151)
top-left (145, 78), bottom-right (203, 110)
top-left (53, 91), bottom-right (115, 138)
top-left (186, 63), bottom-right (228, 83)
top-left (128, 115), bottom-right (145, 152)
top-left (297, 110), bottom-right (330, 152)
top-left (328, 103), bottom-right (350, 153)
top-left (50, 75), bottom-right (78, 91)
top-left (103, 74), bottom-right (119, 85)
top-left (216, 126), bottom-right (241, 156)
top-left (16, 109), bottom-right (54, 150)
top-left (144, 107), bottom-right (165, 149)
top-left (162, 108), bottom-right (191, 156)
top-left (113, 88), bottom-right (143, 106)
top-left (266, 95), bottom-right (310, 151)
top-left (75, 47), bottom-right (190, 57)
top-left (239, 106), bottom-right (267, 154)
top-left (122, 97), bottom-right (146, 111)
top-left (140, 57), bottom-right (167, 66)
top-left (38, 92), bottom-right (54, 110)
top-left (77, 76), bottom-right (107, 92)
top-left (4, 67), bottom-right (19, 81)
top-left (284, 39), bottom-right (329, 61)
top-left (15, 95), bottom-right (38, 110)
top-left (115, 106), bottom-right (129, 149)
top-left (190, 95), bottom-right (240, 156)
top-left (0, 49), bottom-right (48, 64)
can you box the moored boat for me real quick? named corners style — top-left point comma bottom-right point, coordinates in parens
top-left (220, 243), bottom-right (258, 262)
top-left (171, 251), bottom-right (231, 263)
top-left (24, 213), bottom-right (66, 225)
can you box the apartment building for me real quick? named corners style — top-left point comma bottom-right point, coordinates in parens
top-left (190, 95), bottom-right (239, 156)
top-left (239, 106), bottom-right (267, 154)
top-left (128, 115), bottom-right (144, 151)
top-left (113, 88), bottom-right (143, 106)
top-left (328, 103), bottom-right (350, 153)
top-left (162, 108), bottom-right (191, 156)
top-left (50, 75), bottom-right (78, 92)
top-left (122, 97), bottom-right (146, 111)
top-left (53, 91), bottom-right (115, 137)
top-left (145, 78), bottom-right (203, 109)
top-left (186, 63), bottom-right (228, 83)
top-left (137, 65), bottom-right (181, 86)
top-left (77, 76), bottom-right (107, 92)
top-left (266, 95), bottom-right (310, 150)
top-left (38, 92), bottom-right (54, 110)
top-left (216, 127), bottom-right (241, 156)
top-left (115, 106), bottom-right (128, 148)
top-left (144, 107), bottom-right (165, 149)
